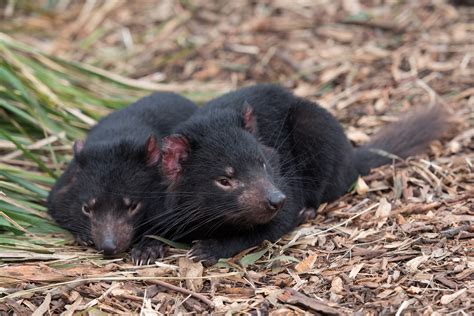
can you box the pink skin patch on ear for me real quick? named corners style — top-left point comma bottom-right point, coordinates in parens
top-left (162, 135), bottom-right (189, 182)
top-left (243, 101), bottom-right (257, 134)
top-left (145, 135), bottom-right (161, 167)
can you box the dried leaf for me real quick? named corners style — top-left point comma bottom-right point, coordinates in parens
top-left (278, 288), bottom-right (342, 315)
top-left (406, 255), bottom-right (429, 273)
top-left (0, 1), bottom-right (471, 314)
top-left (349, 263), bottom-right (364, 279)
top-left (455, 268), bottom-right (473, 280)
top-left (222, 287), bottom-right (255, 296)
top-left (31, 293), bottom-right (51, 316)
top-left (384, 240), bottom-right (409, 249)
top-left (396, 299), bottom-right (416, 316)
top-left (375, 198), bottom-right (391, 219)
top-left (435, 275), bottom-right (458, 289)
top-left (352, 228), bottom-right (379, 241)
top-left (178, 257), bottom-right (204, 292)
top-left (376, 198), bottom-right (392, 227)
top-left (62, 295), bottom-right (83, 316)
top-left (330, 277), bottom-right (344, 294)
top-left (407, 286), bottom-right (422, 294)
top-left (320, 63), bottom-right (350, 84)
top-left (352, 247), bottom-right (386, 258)
top-left (377, 289), bottom-right (394, 298)
top-left (355, 177), bottom-right (369, 195)
top-left (431, 248), bottom-right (445, 258)
top-left (295, 254), bottom-right (317, 273)
top-left (0, 265), bottom-right (104, 286)
top-left (440, 288), bottom-right (466, 305)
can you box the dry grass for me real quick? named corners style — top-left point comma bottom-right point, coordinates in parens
top-left (0, 0), bottom-right (472, 314)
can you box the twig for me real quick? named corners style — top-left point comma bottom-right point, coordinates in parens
top-left (307, 202), bottom-right (380, 237)
top-left (148, 280), bottom-right (214, 309)
top-left (391, 202), bottom-right (442, 216)
top-left (31, 293), bottom-right (51, 316)
top-left (339, 19), bottom-right (406, 33)
top-left (278, 288), bottom-right (342, 315)
top-left (440, 225), bottom-right (472, 238)
top-left (0, 272), bottom-right (240, 301)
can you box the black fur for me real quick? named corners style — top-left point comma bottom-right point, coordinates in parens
top-left (353, 105), bottom-right (449, 174)
top-left (47, 92), bottom-right (197, 258)
top-left (185, 84), bottom-right (356, 264)
top-left (136, 84), bottom-right (450, 265)
top-left (142, 103), bottom-right (305, 265)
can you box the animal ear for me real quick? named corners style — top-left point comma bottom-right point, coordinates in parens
top-left (73, 140), bottom-right (84, 157)
top-left (162, 134), bottom-right (190, 182)
top-left (242, 101), bottom-right (258, 135)
top-left (145, 134), bottom-right (161, 167)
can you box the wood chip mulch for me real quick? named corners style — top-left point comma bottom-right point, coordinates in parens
top-left (0, 0), bottom-right (472, 314)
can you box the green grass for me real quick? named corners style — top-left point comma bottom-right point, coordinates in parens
top-left (0, 32), bottom-right (218, 253)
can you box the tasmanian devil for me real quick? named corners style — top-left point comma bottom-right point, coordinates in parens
top-left (47, 92), bottom-right (197, 258)
top-left (134, 84), bottom-right (449, 266)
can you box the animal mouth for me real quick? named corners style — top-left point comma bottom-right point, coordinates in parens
top-left (98, 238), bottom-right (129, 256)
top-left (233, 207), bottom-right (279, 226)
top-left (100, 241), bottom-right (132, 257)
top-left (253, 209), bottom-right (279, 224)
top-left (92, 224), bottom-right (134, 257)
top-left (90, 212), bottom-right (135, 257)
top-left (237, 182), bottom-right (286, 225)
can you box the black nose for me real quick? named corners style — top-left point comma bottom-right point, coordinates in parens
top-left (100, 238), bottom-right (117, 256)
top-left (266, 190), bottom-right (286, 211)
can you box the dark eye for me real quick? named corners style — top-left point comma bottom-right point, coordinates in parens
top-left (82, 204), bottom-right (92, 217)
top-left (216, 177), bottom-right (232, 188)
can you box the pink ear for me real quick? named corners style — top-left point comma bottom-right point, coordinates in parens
top-left (73, 140), bottom-right (84, 157)
top-left (162, 135), bottom-right (189, 182)
top-left (243, 101), bottom-right (258, 134)
top-left (145, 134), bottom-right (161, 167)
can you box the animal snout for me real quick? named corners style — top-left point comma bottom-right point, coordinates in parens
top-left (100, 238), bottom-right (118, 256)
top-left (266, 190), bottom-right (286, 212)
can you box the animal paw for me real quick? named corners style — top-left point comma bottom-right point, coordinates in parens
top-left (297, 207), bottom-right (317, 225)
top-left (74, 234), bottom-right (94, 246)
top-left (131, 238), bottom-right (168, 266)
top-left (188, 239), bottom-right (222, 267)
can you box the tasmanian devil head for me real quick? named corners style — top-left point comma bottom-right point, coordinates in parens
top-left (72, 135), bottom-right (163, 256)
top-left (159, 104), bottom-right (286, 240)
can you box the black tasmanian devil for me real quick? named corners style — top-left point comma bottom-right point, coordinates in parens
top-left (47, 92), bottom-right (197, 257)
top-left (133, 84), bottom-right (450, 266)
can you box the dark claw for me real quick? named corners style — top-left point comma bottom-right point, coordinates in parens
top-left (188, 240), bottom-right (221, 267)
top-left (131, 238), bottom-right (168, 266)
top-left (297, 207), bottom-right (317, 225)
top-left (75, 235), bottom-right (94, 247)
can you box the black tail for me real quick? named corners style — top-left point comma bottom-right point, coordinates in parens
top-left (354, 105), bottom-right (451, 175)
